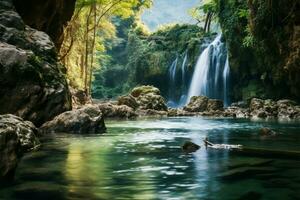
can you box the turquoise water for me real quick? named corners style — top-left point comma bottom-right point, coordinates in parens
top-left (0, 117), bottom-right (300, 200)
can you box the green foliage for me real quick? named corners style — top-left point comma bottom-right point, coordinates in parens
top-left (217, 0), bottom-right (300, 100)
top-left (242, 26), bottom-right (254, 47)
top-left (92, 20), bottom-right (212, 99)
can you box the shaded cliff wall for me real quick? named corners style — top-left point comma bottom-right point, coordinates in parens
top-left (13, 0), bottom-right (76, 49)
top-left (0, 0), bottom-right (75, 126)
top-left (218, 0), bottom-right (300, 101)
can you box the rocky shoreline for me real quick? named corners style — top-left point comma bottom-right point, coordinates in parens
top-left (1, 85), bottom-right (300, 182)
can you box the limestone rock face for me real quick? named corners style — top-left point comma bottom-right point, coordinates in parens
top-left (40, 105), bottom-right (106, 134)
top-left (0, 0), bottom-right (71, 126)
top-left (13, 0), bottom-right (76, 49)
top-left (0, 114), bottom-right (40, 182)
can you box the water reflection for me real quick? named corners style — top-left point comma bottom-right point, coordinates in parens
top-left (0, 117), bottom-right (299, 200)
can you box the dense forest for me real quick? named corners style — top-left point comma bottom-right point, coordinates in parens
top-left (0, 0), bottom-right (299, 199)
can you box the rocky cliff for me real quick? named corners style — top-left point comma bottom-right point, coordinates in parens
top-left (218, 0), bottom-right (300, 102)
top-left (0, 0), bottom-right (73, 126)
top-left (13, 0), bottom-right (76, 49)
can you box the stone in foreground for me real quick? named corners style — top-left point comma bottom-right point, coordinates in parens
top-left (0, 114), bottom-right (40, 182)
top-left (0, 114), bottom-right (40, 151)
top-left (40, 105), bottom-right (106, 134)
top-left (182, 141), bottom-right (200, 153)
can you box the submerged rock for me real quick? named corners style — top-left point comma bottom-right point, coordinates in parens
top-left (40, 105), bottom-right (106, 134)
top-left (0, 114), bottom-right (40, 182)
top-left (259, 127), bottom-right (276, 136)
top-left (182, 141), bottom-right (200, 153)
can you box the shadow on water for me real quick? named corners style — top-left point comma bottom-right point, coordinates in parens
top-left (0, 117), bottom-right (299, 200)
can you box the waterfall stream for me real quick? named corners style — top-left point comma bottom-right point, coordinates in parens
top-left (167, 56), bottom-right (178, 106)
top-left (187, 34), bottom-right (230, 106)
top-left (167, 51), bottom-right (189, 108)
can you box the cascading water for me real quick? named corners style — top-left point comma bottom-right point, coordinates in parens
top-left (181, 50), bottom-right (188, 88)
top-left (167, 51), bottom-right (189, 108)
top-left (167, 56), bottom-right (178, 107)
top-left (178, 50), bottom-right (188, 106)
top-left (187, 34), bottom-right (230, 106)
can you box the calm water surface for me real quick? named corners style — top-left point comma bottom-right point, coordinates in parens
top-left (0, 117), bottom-right (300, 200)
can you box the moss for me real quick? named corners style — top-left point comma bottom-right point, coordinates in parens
top-left (131, 85), bottom-right (160, 97)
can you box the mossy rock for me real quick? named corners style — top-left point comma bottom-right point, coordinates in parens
top-left (131, 85), bottom-right (160, 98)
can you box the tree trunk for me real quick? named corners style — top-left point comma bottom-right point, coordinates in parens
top-left (84, 6), bottom-right (93, 95)
top-left (88, 2), bottom-right (97, 96)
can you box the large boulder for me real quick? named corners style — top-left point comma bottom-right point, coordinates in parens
top-left (0, 114), bottom-right (40, 151)
top-left (0, 127), bottom-right (20, 182)
top-left (0, 114), bottom-right (40, 182)
top-left (182, 141), bottom-right (200, 153)
top-left (0, 1), bottom-right (71, 126)
top-left (98, 103), bottom-right (137, 119)
top-left (184, 96), bottom-right (209, 112)
top-left (136, 93), bottom-right (168, 111)
top-left (131, 85), bottom-right (160, 98)
top-left (118, 86), bottom-right (168, 111)
top-left (40, 105), bottom-right (106, 134)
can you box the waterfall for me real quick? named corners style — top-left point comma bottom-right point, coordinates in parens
top-left (187, 34), bottom-right (230, 106)
top-left (167, 51), bottom-right (189, 108)
top-left (167, 57), bottom-right (178, 107)
top-left (179, 50), bottom-right (188, 106)
top-left (223, 56), bottom-right (230, 106)
top-left (181, 50), bottom-right (188, 87)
